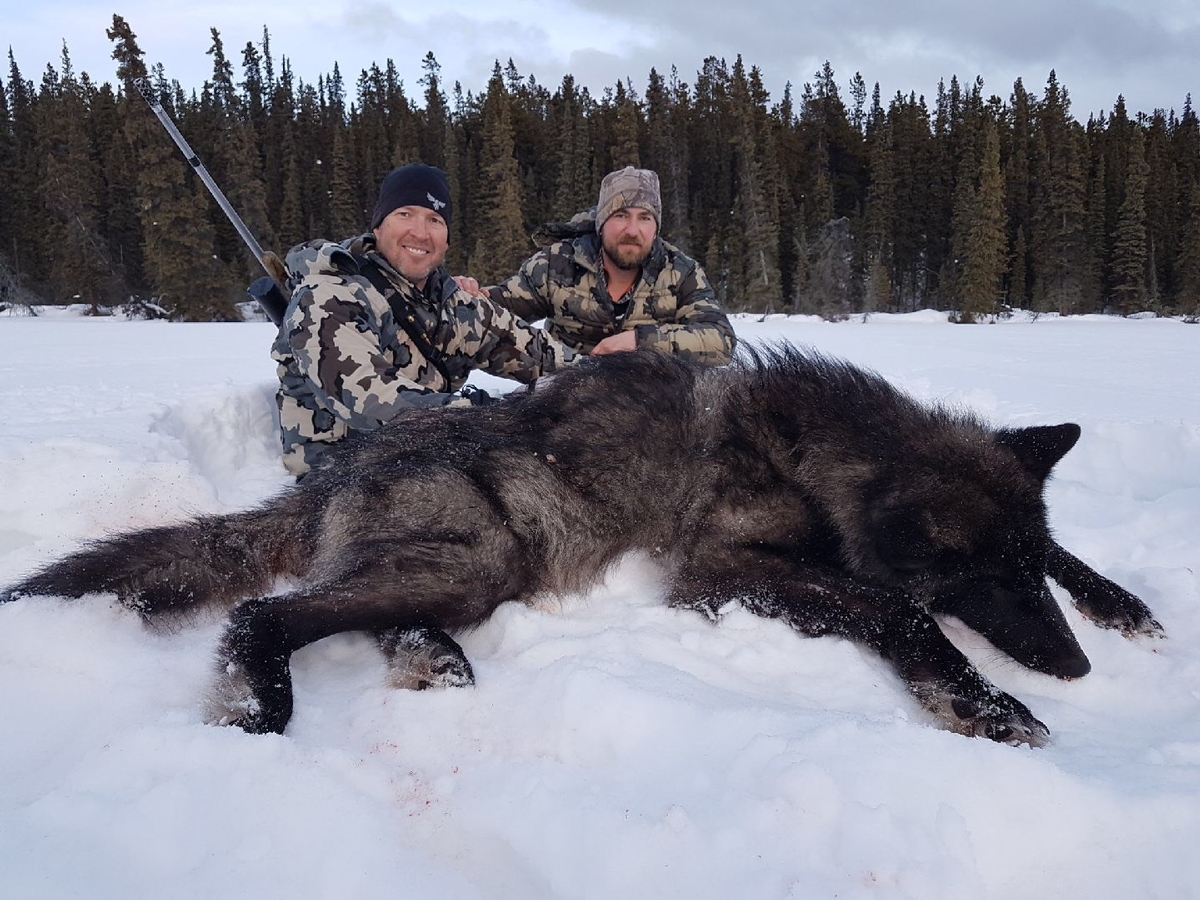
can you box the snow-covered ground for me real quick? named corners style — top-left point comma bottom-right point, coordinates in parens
top-left (1, 309), bottom-right (1198, 900)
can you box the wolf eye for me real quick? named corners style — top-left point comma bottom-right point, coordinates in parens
top-left (874, 510), bottom-right (937, 572)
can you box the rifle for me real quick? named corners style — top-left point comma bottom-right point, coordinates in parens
top-left (132, 77), bottom-right (290, 326)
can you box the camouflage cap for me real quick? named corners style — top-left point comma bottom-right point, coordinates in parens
top-left (596, 166), bottom-right (661, 232)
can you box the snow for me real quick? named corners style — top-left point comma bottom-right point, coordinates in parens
top-left (1, 309), bottom-right (1198, 899)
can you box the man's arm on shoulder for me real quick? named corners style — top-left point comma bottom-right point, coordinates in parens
top-left (482, 249), bottom-right (555, 322)
top-left (634, 255), bottom-right (737, 365)
top-left (445, 287), bottom-right (577, 382)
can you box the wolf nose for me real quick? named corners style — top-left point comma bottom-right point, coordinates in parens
top-left (1051, 652), bottom-right (1092, 680)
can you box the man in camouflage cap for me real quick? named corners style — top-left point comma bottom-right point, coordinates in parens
top-left (271, 162), bottom-right (576, 477)
top-left (464, 166), bottom-right (735, 365)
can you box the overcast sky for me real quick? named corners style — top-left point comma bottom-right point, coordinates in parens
top-left (5, 0), bottom-right (1198, 122)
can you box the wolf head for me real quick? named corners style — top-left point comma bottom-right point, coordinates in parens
top-left (855, 421), bottom-right (1091, 679)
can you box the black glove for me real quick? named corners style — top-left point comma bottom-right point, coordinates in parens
top-left (459, 385), bottom-right (499, 407)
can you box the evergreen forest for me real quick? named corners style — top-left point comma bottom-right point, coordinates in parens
top-left (2, 15), bottom-right (1198, 322)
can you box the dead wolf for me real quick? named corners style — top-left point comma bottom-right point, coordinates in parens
top-left (1, 346), bottom-right (1162, 746)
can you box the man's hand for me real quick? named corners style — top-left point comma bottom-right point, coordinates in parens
top-left (452, 275), bottom-right (484, 296)
top-left (590, 331), bottom-right (638, 355)
top-left (459, 384), bottom-right (499, 406)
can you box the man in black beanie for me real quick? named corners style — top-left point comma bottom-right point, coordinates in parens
top-left (270, 163), bottom-right (577, 477)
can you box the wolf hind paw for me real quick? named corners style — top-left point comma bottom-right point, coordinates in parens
top-left (203, 661), bottom-right (291, 734)
top-left (378, 626), bottom-right (475, 691)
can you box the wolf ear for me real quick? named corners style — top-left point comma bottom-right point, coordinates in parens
top-left (996, 423), bottom-right (1082, 480)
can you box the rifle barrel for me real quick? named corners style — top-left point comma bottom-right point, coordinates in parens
top-left (132, 78), bottom-right (289, 325)
top-left (133, 77), bottom-right (267, 268)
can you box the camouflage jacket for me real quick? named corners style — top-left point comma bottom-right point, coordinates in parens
top-left (485, 229), bottom-right (736, 365)
top-left (272, 234), bottom-right (576, 476)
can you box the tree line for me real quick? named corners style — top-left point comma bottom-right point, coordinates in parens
top-left (1, 15), bottom-right (1198, 321)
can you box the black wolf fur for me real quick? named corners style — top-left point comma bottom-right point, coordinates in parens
top-left (2, 347), bottom-right (1161, 745)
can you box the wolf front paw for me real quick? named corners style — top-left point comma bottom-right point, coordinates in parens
top-left (1072, 578), bottom-right (1164, 639)
top-left (378, 626), bottom-right (475, 691)
top-left (1047, 547), bottom-right (1165, 639)
top-left (917, 686), bottom-right (1051, 748)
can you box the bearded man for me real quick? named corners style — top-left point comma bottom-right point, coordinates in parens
top-left (467, 166), bottom-right (735, 365)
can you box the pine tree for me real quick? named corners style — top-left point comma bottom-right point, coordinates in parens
top-left (418, 52), bottom-right (448, 168)
top-left (550, 75), bottom-right (593, 219)
top-left (468, 65), bottom-right (527, 283)
top-left (1175, 180), bottom-right (1200, 317)
top-left (104, 14), bottom-right (157, 297)
top-left (6, 51), bottom-right (39, 280)
top-left (885, 91), bottom-right (933, 308)
top-left (727, 58), bottom-right (780, 312)
top-left (611, 79), bottom-right (641, 168)
top-left (1082, 140), bottom-right (1107, 308)
top-left (1142, 111), bottom-right (1175, 306)
top-left (263, 59), bottom-right (297, 242)
top-left (0, 67), bottom-right (15, 268)
top-left (1110, 129), bottom-right (1150, 313)
top-left (37, 45), bottom-right (109, 306)
top-left (1030, 73), bottom-right (1087, 313)
top-left (689, 57), bottom-right (734, 269)
top-left (861, 96), bottom-right (896, 312)
top-left (327, 119), bottom-right (360, 237)
top-left (1004, 78), bottom-right (1034, 308)
top-left (959, 121), bottom-right (1006, 320)
top-left (132, 78), bottom-right (233, 319)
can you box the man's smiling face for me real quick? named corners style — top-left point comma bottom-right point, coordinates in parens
top-left (373, 205), bottom-right (449, 289)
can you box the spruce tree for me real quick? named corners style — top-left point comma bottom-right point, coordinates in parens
top-left (132, 77), bottom-right (232, 319)
top-left (6, 51), bottom-right (39, 280)
top-left (727, 58), bottom-right (780, 312)
top-left (0, 69), bottom-right (15, 267)
top-left (550, 75), bottom-right (593, 219)
top-left (959, 121), bottom-right (1006, 320)
top-left (1004, 79), bottom-right (1034, 308)
top-left (327, 120), bottom-right (360, 237)
top-left (37, 45), bottom-right (109, 307)
top-left (418, 52), bottom-right (448, 168)
top-left (1175, 180), bottom-right (1200, 318)
top-left (1110, 129), bottom-right (1150, 313)
top-left (468, 65), bottom-right (527, 284)
top-left (1030, 74), bottom-right (1087, 313)
top-left (861, 101), bottom-right (896, 312)
top-left (611, 79), bottom-right (642, 168)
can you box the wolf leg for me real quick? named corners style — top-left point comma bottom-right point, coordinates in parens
top-left (206, 523), bottom-right (530, 734)
top-left (669, 552), bottom-right (1050, 747)
top-left (207, 587), bottom-right (499, 734)
top-left (376, 626), bottom-right (475, 691)
top-left (1046, 542), bottom-right (1163, 637)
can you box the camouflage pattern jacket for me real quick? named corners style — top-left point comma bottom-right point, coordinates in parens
top-left (485, 229), bottom-right (736, 365)
top-left (272, 234), bottom-right (576, 476)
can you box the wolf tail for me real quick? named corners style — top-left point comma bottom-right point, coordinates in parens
top-left (2, 498), bottom-right (309, 617)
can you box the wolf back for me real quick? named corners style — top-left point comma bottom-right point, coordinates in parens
top-left (1, 346), bottom-right (1162, 743)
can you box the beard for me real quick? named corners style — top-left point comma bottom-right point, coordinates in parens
top-left (602, 234), bottom-right (652, 271)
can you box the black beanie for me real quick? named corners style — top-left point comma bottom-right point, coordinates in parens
top-left (371, 163), bottom-right (453, 229)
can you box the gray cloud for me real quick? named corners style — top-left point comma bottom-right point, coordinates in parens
top-left (4, 0), bottom-right (1195, 120)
